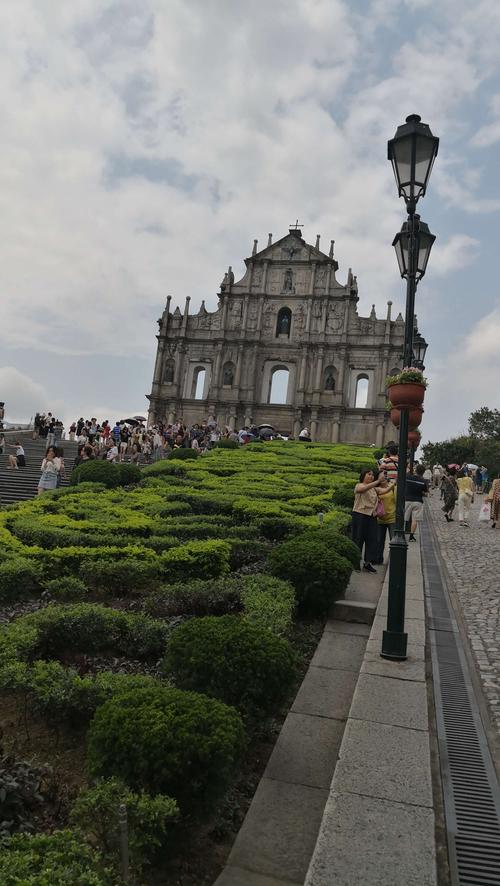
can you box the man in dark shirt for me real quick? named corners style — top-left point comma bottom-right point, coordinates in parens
top-left (405, 463), bottom-right (428, 541)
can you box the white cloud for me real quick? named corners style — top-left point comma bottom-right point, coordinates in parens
top-left (430, 234), bottom-right (480, 276)
top-left (0, 366), bottom-right (60, 423)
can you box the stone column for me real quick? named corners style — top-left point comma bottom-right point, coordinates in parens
top-left (244, 408), bottom-right (253, 426)
top-left (234, 345), bottom-right (244, 388)
top-left (331, 421), bottom-right (340, 443)
top-left (293, 418), bottom-right (301, 439)
top-left (314, 348), bottom-right (324, 391)
top-left (262, 261), bottom-right (270, 293)
top-left (229, 414), bottom-right (236, 431)
top-left (376, 423), bottom-right (384, 447)
top-left (152, 335), bottom-right (165, 386)
top-left (298, 352), bottom-right (308, 391)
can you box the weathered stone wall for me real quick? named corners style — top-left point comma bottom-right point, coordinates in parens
top-left (148, 228), bottom-right (412, 444)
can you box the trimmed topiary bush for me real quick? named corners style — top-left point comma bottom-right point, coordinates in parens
top-left (168, 447), bottom-right (198, 460)
top-left (213, 438), bottom-right (239, 449)
top-left (300, 526), bottom-right (361, 571)
top-left (239, 574), bottom-right (295, 635)
top-left (70, 460), bottom-right (122, 488)
top-left (164, 615), bottom-right (296, 717)
top-left (258, 515), bottom-right (303, 541)
top-left (116, 462), bottom-right (142, 486)
top-left (43, 576), bottom-right (88, 601)
top-left (87, 686), bottom-right (245, 809)
top-left (79, 557), bottom-right (160, 594)
top-left (0, 829), bottom-right (116, 885)
top-left (160, 540), bottom-right (230, 581)
top-left (0, 556), bottom-right (40, 602)
top-left (70, 778), bottom-right (178, 872)
top-left (268, 532), bottom-right (352, 615)
top-left (146, 578), bottom-right (242, 618)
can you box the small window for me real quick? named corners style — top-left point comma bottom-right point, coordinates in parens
top-left (276, 307), bottom-right (292, 338)
top-left (269, 367), bottom-right (289, 404)
top-left (355, 375), bottom-right (369, 408)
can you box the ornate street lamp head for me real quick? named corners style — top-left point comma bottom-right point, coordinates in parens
top-left (412, 331), bottom-right (428, 369)
top-left (392, 216), bottom-right (436, 280)
top-left (388, 114), bottom-right (439, 207)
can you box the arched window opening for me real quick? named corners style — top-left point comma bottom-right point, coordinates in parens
top-left (355, 375), bottom-right (369, 409)
top-left (324, 366), bottom-right (336, 391)
top-left (276, 307), bottom-right (292, 338)
top-left (192, 367), bottom-right (207, 400)
top-left (268, 367), bottom-right (289, 404)
top-left (222, 362), bottom-right (235, 387)
top-left (163, 360), bottom-right (175, 384)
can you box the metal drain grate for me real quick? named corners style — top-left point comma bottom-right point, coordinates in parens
top-left (421, 519), bottom-right (500, 886)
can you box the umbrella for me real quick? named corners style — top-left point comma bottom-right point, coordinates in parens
top-left (258, 423), bottom-right (275, 430)
top-left (447, 463), bottom-right (460, 470)
top-left (133, 415), bottom-right (147, 422)
top-left (466, 463), bottom-right (479, 471)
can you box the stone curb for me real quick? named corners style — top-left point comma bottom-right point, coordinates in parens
top-left (304, 542), bottom-right (438, 886)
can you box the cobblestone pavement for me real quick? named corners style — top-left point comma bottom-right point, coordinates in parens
top-left (425, 490), bottom-right (500, 733)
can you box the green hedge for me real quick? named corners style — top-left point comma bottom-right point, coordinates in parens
top-left (164, 615), bottom-right (296, 717)
top-left (0, 556), bottom-right (40, 602)
top-left (160, 540), bottom-right (230, 581)
top-left (0, 830), bottom-right (116, 885)
top-left (268, 532), bottom-right (352, 615)
top-left (87, 686), bottom-right (245, 809)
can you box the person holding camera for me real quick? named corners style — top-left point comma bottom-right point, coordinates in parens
top-left (352, 468), bottom-right (395, 573)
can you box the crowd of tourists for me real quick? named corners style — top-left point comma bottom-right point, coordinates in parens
top-left (351, 443), bottom-right (499, 573)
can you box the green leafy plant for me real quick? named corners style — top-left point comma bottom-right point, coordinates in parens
top-left (168, 447), bottom-right (199, 460)
top-left (43, 576), bottom-right (88, 601)
top-left (164, 615), bottom-right (296, 717)
top-left (0, 829), bottom-right (116, 885)
top-left (0, 751), bottom-right (50, 838)
top-left (87, 686), bottom-right (245, 809)
top-left (268, 532), bottom-right (352, 615)
top-left (70, 461), bottom-right (122, 489)
top-left (70, 778), bottom-right (178, 871)
top-left (386, 367), bottom-right (428, 388)
top-left (0, 556), bottom-right (40, 602)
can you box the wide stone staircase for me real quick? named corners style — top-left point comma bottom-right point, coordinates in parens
top-left (0, 433), bottom-right (80, 506)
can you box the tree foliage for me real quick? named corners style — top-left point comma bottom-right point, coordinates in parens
top-left (468, 406), bottom-right (500, 440)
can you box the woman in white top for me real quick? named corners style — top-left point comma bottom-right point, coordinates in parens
top-left (38, 446), bottom-right (61, 494)
top-left (8, 442), bottom-right (26, 469)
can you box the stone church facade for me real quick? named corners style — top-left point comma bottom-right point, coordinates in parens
top-left (147, 227), bottom-right (411, 445)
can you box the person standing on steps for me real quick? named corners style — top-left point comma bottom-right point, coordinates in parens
top-left (456, 469), bottom-right (474, 527)
top-left (404, 463), bottom-right (428, 541)
top-left (352, 468), bottom-right (386, 573)
top-left (374, 472), bottom-right (397, 564)
top-left (37, 446), bottom-right (61, 494)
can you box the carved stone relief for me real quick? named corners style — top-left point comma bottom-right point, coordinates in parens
top-left (326, 302), bottom-right (344, 334)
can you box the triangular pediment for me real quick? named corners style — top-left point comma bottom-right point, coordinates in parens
top-left (248, 231), bottom-right (333, 265)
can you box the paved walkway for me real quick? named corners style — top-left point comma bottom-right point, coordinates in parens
top-left (426, 491), bottom-right (500, 734)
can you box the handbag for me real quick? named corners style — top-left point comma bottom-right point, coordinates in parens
top-left (478, 503), bottom-right (491, 523)
top-left (374, 499), bottom-right (385, 518)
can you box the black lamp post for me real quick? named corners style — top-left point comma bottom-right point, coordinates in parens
top-left (381, 115), bottom-right (438, 661)
top-left (412, 331), bottom-right (428, 371)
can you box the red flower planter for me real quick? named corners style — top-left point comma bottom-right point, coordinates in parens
top-left (388, 382), bottom-right (426, 409)
top-left (390, 406), bottom-right (423, 431)
top-left (408, 430), bottom-right (421, 449)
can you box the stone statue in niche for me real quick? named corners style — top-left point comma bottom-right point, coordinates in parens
top-left (164, 363), bottom-right (175, 384)
top-left (223, 365), bottom-right (234, 386)
top-left (278, 312), bottom-right (290, 335)
top-left (325, 371), bottom-right (335, 391)
top-left (283, 268), bottom-right (293, 292)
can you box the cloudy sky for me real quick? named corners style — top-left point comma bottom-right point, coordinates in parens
top-left (1, 0), bottom-right (499, 443)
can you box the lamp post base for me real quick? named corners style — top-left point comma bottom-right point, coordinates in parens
top-left (381, 629), bottom-right (408, 660)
